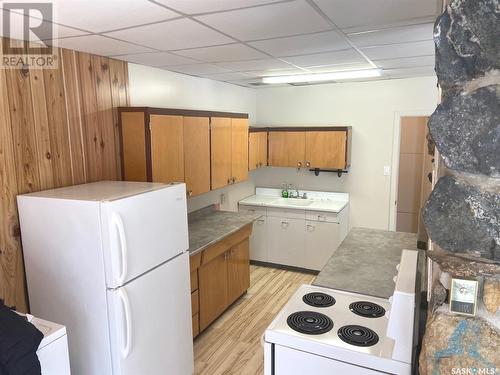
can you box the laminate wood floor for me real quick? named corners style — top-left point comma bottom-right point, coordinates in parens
top-left (194, 265), bottom-right (315, 375)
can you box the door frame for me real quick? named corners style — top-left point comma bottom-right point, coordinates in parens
top-left (389, 109), bottom-right (435, 231)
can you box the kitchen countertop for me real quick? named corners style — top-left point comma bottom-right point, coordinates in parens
top-left (188, 206), bottom-right (261, 256)
top-left (313, 227), bottom-right (418, 299)
top-left (239, 188), bottom-right (349, 213)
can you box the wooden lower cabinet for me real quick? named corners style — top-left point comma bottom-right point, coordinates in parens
top-left (192, 225), bottom-right (252, 335)
top-left (199, 252), bottom-right (229, 331)
top-left (227, 239), bottom-right (250, 304)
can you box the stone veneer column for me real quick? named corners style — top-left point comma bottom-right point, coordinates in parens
top-left (418, 0), bottom-right (499, 374)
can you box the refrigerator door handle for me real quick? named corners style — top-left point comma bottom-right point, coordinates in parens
top-left (118, 288), bottom-right (133, 359)
top-left (112, 213), bottom-right (128, 285)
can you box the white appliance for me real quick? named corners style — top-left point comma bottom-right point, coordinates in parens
top-left (18, 181), bottom-right (193, 375)
top-left (264, 250), bottom-right (418, 375)
top-left (32, 316), bottom-right (71, 375)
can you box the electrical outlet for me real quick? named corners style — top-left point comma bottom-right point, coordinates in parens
top-left (383, 166), bottom-right (391, 176)
top-left (220, 193), bottom-right (227, 205)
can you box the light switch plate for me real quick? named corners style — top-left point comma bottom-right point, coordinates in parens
top-left (383, 165), bottom-right (391, 176)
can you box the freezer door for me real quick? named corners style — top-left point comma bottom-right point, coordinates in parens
top-left (101, 183), bottom-right (188, 288)
top-left (107, 252), bottom-right (193, 375)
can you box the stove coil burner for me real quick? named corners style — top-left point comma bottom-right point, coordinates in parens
top-left (349, 301), bottom-right (386, 318)
top-left (287, 311), bottom-right (333, 335)
top-left (302, 292), bottom-right (336, 308)
top-left (338, 325), bottom-right (379, 347)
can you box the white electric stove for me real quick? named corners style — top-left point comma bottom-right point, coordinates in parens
top-left (264, 250), bottom-right (418, 375)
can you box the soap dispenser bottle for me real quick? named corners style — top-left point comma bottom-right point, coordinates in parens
top-left (281, 183), bottom-right (289, 198)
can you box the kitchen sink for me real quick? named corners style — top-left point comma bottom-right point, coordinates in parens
top-left (272, 198), bottom-right (313, 207)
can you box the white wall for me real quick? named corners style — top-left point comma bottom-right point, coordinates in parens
top-left (254, 77), bottom-right (438, 230)
top-left (128, 63), bottom-right (257, 212)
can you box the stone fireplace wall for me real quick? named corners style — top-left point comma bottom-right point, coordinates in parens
top-left (419, 0), bottom-right (499, 374)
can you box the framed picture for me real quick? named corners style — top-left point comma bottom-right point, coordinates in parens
top-left (449, 278), bottom-right (478, 317)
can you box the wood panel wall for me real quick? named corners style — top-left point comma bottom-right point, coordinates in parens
top-left (0, 38), bottom-right (129, 311)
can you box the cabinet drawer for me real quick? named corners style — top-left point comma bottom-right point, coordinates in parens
top-left (191, 290), bottom-right (199, 316)
top-left (192, 313), bottom-right (199, 338)
top-left (306, 210), bottom-right (340, 223)
top-left (239, 204), bottom-right (267, 216)
top-left (267, 207), bottom-right (305, 220)
top-left (190, 270), bottom-right (198, 293)
top-left (190, 252), bottom-right (202, 273)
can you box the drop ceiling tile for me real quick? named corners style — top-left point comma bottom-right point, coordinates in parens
top-left (248, 30), bottom-right (351, 57)
top-left (49, 0), bottom-right (180, 33)
top-left (383, 66), bottom-right (436, 77)
top-left (113, 52), bottom-right (198, 67)
top-left (196, 1), bottom-right (332, 41)
top-left (282, 49), bottom-right (367, 68)
top-left (165, 63), bottom-right (231, 75)
top-left (245, 68), bottom-right (310, 77)
top-left (374, 55), bottom-right (435, 69)
top-left (155, 0), bottom-right (284, 15)
top-left (105, 18), bottom-right (233, 51)
top-left (0, 9), bottom-right (88, 40)
top-left (313, 0), bottom-right (441, 32)
top-left (55, 35), bottom-right (154, 56)
top-left (215, 58), bottom-right (294, 71)
top-left (306, 62), bottom-right (374, 72)
top-left (175, 43), bottom-right (267, 62)
top-left (361, 40), bottom-right (435, 60)
top-left (202, 72), bottom-right (253, 81)
top-left (347, 23), bottom-right (434, 47)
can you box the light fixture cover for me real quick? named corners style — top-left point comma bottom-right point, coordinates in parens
top-left (262, 68), bottom-right (382, 84)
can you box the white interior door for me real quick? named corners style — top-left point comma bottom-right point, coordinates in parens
top-left (107, 252), bottom-right (193, 375)
top-left (101, 183), bottom-right (188, 288)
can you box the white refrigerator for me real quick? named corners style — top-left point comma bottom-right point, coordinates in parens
top-left (17, 181), bottom-right (194, 375)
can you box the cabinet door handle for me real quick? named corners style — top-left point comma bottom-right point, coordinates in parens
top-left (281, 220), bottom-right (289, 228)
top-left (256, 219), bottom-right (265, 224)
top-left (307, 224), bottom-right (315, 232)
top-left (317, 215), bottom-right (326, 222)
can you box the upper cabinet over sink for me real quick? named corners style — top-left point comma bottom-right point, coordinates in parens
top-left (119, 107), bottom-right (248, 197)
top-left (266, 127), bottom-right (352, 170)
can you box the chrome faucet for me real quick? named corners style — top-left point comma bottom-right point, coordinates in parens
top-left (288, 184), bottom-right (300, 199)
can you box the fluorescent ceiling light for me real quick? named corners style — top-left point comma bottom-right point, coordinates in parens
top-left (262, 68), bottom-right (382, 84)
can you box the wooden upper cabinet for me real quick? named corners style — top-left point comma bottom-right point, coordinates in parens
top-left (184, 117), bottom-right (210, 197)
top-left (231, 118), bottom-right (249, 183)
top-left (258, 132), bottom-right (268, 168)
top-left (119, 108), bottom-right (249, 193)
top-left (211, 117), bottom-right (232, 189)
top-left (211, 117), bottom-right (249, 189)
top-left (268, 131), bottom-right (305, 168)
top-left (249, 130), bottom-right (268, 171)
top-left (305, 131), bottom-right (347, 169)
top-left (267, 127), bottom-right (351, 170)
top-left (121, 111), bottom-right (147, 181)
top-left (249, 132), bottom-right (259, 171)
top-left (150, 115), bottom-right (184, 184)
